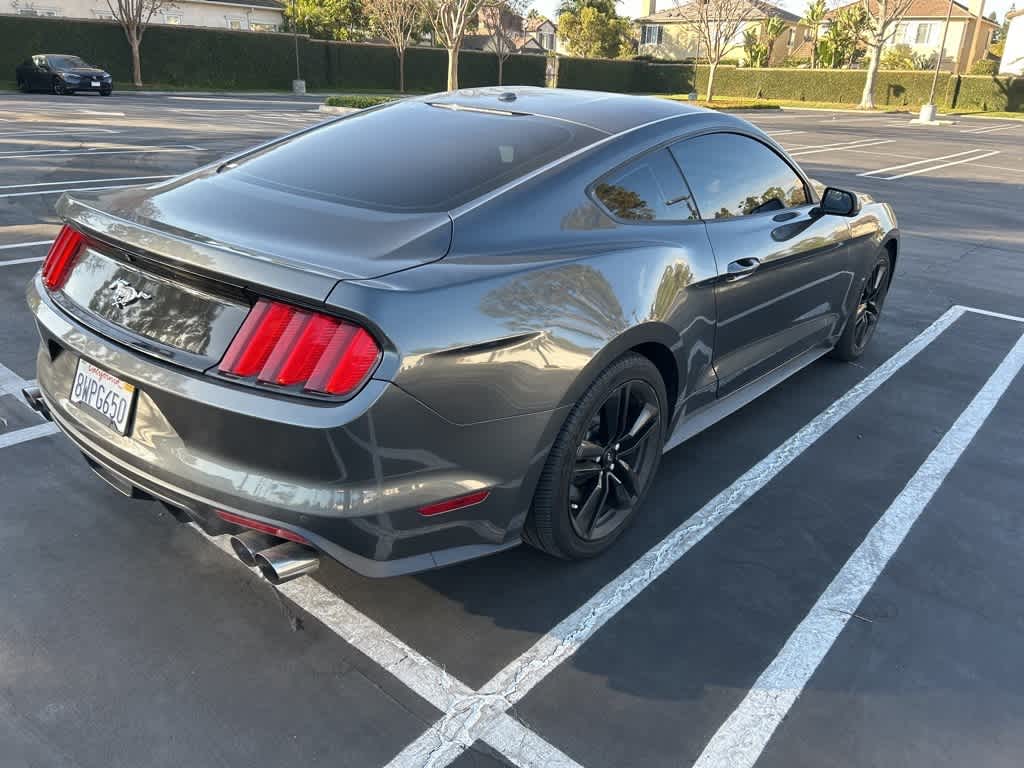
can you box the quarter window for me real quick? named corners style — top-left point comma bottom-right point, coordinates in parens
top-left (670, 133), bottom-right (808, 220)
top-left (594, 148), bottom-right (697, 223)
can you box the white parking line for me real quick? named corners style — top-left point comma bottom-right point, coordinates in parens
top-left (386, 306), bottom-right (967, 768)
top-left (959, 123), bottom-right (1019, 134)
top-left (0, 128), bottom-right (120, 138)
top-left (881, 150), bottom-right (1000, 180)
top-left (857, 148), bottom-right (987, 177)
top-left (789, 139), bottom-right (895, 157)
top-left (0, 240), bottom-right (51, 251)
top-left (192, 528), bottom-right (582, 768)
top-left (0, 176), bottom-right (173, 198)
top-left (693, 329), bottom-right (1024, 768)
top-left (0, 174), bottom-right (172, 190)
top-left (0, 146), bottom-right (205, 160)
top-left (0, 256), bottom-right (44, 266)
top-left (0, 423), bottom-right (58, 449)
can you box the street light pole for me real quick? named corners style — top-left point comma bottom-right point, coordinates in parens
top-left (923, 0), bottom-right (956, 121)
top-left (291, 0), bottom-right (305, 94)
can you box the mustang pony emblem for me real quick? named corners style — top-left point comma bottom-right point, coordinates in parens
top-left (108, 278), bottom-right (152, 309)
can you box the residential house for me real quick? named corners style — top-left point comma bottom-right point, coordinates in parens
top-left (794, 0), bottom-right (1000, 71)
top-left (525, 15), bottom-right (558, 51)
top-left (462, 8), bottom-right (557, 55)
top-left (6, 0), bottom-right (284, 32)
top-left (1001, 7), bottom-right (1023, 74)
top-left (636, 0), bottom-right (808, 66)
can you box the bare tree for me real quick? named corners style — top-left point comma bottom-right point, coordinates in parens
top-left (480, 0), bottom-right (528, 86)
top-left (674, 0), bottom-right (760, 102)
top-left (105, 0), bottom-right (175, 86)
top-left (369, 0), bottom-right (427, 92)
top-left (858, 0), bottom-right (916, 108)
top-left (430, 0), bottom-right (488, 89)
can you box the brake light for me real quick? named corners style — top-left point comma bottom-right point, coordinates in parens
top-left (42, 225), bottom-right (85, 290)
top-left (218, 298), bottom-right (381, 397)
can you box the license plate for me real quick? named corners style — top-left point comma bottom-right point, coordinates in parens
top-left (91, 81), bottom-right (101, 87)
top-left (69, 359), bottom-right (137, 435)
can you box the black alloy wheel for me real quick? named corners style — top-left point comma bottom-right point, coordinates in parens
top-left (569, 381), bottom-right (660, 541)
top-left (525, 352), bottom-right (666, 559)
top-left (831, 251), bottom-right (892, 362)
top-left (852, 258), bottom-right (889, 352)
top-left (52, 78), bottom-right (68, 95)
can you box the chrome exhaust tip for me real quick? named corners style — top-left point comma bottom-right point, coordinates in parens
top-left (229, 531), bottom-right (281, 567)
top-left (254, 542), bottom-right (319, 584)
top-left (21, 386), bottom-right (52, 421)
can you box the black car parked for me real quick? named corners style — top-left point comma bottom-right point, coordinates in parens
top-left (16, 54), bottom-right (113, 95)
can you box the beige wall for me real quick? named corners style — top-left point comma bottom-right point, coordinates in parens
top-left (639, 19), bottom-right (805, 66)
top-left (8, 0), bottom-right (284, 31)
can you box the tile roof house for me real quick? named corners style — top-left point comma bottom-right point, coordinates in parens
top-left (636, 0), bottom-right (809, 65)
top-left (7, 0), bottom-right (285, 31)
top-left (791, 0), bottom-right (999, 71)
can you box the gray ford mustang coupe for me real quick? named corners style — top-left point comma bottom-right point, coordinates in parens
top-left (25, 87), bottom-right (897, 581)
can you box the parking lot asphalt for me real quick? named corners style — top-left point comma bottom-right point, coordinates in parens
top-left (1, 91), bottom-right (1022, 768)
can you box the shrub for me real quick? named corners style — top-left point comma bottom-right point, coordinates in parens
top-left (969, 58), bottom-right (1000, 76)
top-left (324, 95), bottom-right (395, 107)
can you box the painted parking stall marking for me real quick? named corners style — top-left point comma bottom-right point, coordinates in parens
top-left (859, 148), bottom-right (1000, 180)
top-left (384, 307), bottom-right (970, 767)
top-left (692, 322), bottom-right (1024, 768)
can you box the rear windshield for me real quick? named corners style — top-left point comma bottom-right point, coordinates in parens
top-left (227, 101), bottom-right (603, 212)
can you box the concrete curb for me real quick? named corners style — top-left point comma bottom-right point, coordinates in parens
top-left (318, 105), bottom-right (360, 115)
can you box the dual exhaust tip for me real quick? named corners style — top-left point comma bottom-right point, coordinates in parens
top-left (229, 530), bottom-right (319, 584)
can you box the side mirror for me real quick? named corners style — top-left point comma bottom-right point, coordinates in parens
top-left (817, 187), bottom-right (860, 217)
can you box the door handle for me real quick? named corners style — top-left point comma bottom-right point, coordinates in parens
top-left (726, 257), bottom-right (761, 281)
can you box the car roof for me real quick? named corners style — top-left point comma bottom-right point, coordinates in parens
top-left (414, 86), bottom-right (706, 136)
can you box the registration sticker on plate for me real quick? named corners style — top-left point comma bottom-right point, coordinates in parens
top-left (69, 359), bottom-right (137, 435)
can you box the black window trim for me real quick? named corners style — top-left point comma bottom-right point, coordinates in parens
top-left (587, 128), bottom-right (816, 227)
top-left (670, 129), bottom-right (816, 225)
top-left (586, 142), bottom-right (702, 226)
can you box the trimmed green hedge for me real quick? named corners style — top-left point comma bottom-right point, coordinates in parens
top-left (557, 57), bottom-right (694, 93)
top-left (0, 15), bottom-right (546, 91)
top-left (952, 74), bottom-right (1024, 111)
top-left (692, 66), bottom-right (955, 107)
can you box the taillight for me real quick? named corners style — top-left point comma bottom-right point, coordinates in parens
top-left (218, 298), bottom-right (381, 398)
top-left (215, 510), bottom-right (310, 544)
top-left (42, 225), bottom-right (85, 290)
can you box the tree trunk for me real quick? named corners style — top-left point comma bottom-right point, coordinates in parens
top-left (398, 48), bottom-right (405, 93)
top-left (859, 40), bottom-right (882, 109)
top-left (811, 32), bottom-right (818, 69)
top-left (497, 53), bottom-right (504, 86)
top-left (130, 35), bottom-right (143, 86)
top-left (447, 44), bottom-right (460, 91)
top-left (706, 60), bottom-right (718, 102)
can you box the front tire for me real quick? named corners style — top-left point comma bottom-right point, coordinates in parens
top-left (831, 250), bottom-right (892, 362)
top-left (52, 78), bottom-right (68, 95)
top-left (524, 353), bottom-right (666, 560)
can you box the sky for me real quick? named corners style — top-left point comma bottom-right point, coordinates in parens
top-left (529, 0), bottom-right (1018, 23)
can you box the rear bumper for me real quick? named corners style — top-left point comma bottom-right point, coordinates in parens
top-left (28, 275), bottom-right (562, 576)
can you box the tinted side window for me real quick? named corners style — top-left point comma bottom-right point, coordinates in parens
top-left (594, 148), bottom-right (698, 223)
top-left (669, 133), bottom-right (808, 220)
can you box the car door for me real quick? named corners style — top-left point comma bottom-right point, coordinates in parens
top-left (31, 55), bottom-right (49, 89)
top-left (669, 132), bottom-right (856, 397)
top-left (590, 146), bottom-right (720, 417)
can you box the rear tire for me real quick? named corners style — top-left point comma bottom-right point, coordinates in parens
top-left (830, 250), bottom-right (892, 362)
top-left (17, 78), bottom-right (30, 93)
top-left (524, 353), bottom-right (666, 560)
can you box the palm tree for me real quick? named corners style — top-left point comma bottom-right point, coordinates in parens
top-left (801, 0), bottom-right (827, 69)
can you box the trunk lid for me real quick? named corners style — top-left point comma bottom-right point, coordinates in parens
top-left (54, 176), bottom-right (450, 371)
